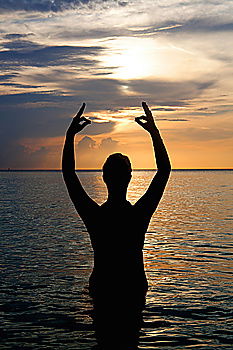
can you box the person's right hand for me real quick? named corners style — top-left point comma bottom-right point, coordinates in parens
top-left (135, 102), bottom-right (158, 134)
top-left (67, 103), bottom-right (91, 136)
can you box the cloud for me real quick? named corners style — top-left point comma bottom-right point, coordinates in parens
top-left (4, 33), bottom-right (34, 40)
top-left (1, 108), bottom-right (67, 140)
top-left (0, 139), bottom-right (49, 169)
top-left (99, 137), bottom-right (118, 151)
top-left (152, 107), bottom-right (179, 112)
top-left (0, 0), bottom-right (87, 12)
top-left (157, 118), bottom-right (188, 122)
top-left (181, 18), bottom-right (233, 33)
top-left (0, 92), bottom-right (72, 109)
top-left (0, 74), bottom-right (215, 108)
top-left (0, 82), bottom-right (43, 89)
top-left (0, 39), bottom-right (104, 69)
top-left (0, 0), bottom-right (128, 12)
top-left (127, 79), bottom-right (215, 105)
top-left (77, 135), bottom-right (96, 150)
top-left (77, 135), bottom-right (118, 150)
top-left (76, 135), bottom-right (120, 168)
top-left (80, 121), bottom-right (116, 135)
top-left (0, 74), bottom-right (18, 81)
top-left (169, 126), bottom-right (233, 143)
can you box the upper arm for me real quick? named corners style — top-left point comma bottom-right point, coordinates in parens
top-left (134, 170), bottom-right (170, 217)
top-left (63, 171), bottom-right (99, 220)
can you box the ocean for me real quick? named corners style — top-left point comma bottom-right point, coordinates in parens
top-left (0, 170), bottom-right (233, 349)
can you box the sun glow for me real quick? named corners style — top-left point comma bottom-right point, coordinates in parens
top-left (101, 37), bottom-right (162, 80)
top-left (100, 36), bottom-right (221, 82)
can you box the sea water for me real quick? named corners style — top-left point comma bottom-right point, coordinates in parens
top-left (0, 170), bottom-right (232, 349)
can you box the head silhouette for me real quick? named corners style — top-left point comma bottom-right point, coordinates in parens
top-left (103, 153), bottom-right (132, 193)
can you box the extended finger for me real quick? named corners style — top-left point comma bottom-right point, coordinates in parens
top-left (75, 102), bottom-right (86, 119)
top-left (142, 101), bottom-right (152, 117)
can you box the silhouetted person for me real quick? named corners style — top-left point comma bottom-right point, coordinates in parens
top-left (62, 102), bottom-right (171, 349)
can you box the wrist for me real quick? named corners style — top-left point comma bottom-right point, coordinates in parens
top-left (66, 129), bottom-right (76, 138)
top-left (149, 128), bottom-right (160, 137)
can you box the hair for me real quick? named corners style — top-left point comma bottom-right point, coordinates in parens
top-left (102, 153), bottom-right (132, 183)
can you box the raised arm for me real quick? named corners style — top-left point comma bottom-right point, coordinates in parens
top-left (134, 102), bottom-right (171, 216)
top-left (62, 103), bottom-right (99, 220)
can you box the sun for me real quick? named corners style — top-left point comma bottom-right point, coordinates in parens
top-left (100, 37), bottom-right (160, 80)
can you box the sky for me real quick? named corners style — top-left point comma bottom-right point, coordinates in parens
top-left (0, 0), bottom-right (233, 169)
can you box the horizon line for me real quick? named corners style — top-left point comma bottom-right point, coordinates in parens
top-left (1, 168), bottom-right (233, 172)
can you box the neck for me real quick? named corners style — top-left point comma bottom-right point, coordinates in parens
top-left (107, 189), bottom-right (127, 203)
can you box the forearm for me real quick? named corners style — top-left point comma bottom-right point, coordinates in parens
top-left (150, 129), bottom-right (171, 172)
top-left (62, 131), bottom-right (76, 174)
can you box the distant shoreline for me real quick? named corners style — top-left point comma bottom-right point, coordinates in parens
top-left (1, 169), bottom-right (233, 172)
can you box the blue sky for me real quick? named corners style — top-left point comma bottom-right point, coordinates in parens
top-left (0, 0), bottom-right (233, 169)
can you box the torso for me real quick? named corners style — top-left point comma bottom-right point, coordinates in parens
top-left (85, 200), bottom-right (150, 298)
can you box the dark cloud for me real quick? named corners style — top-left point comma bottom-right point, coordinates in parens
top-left (0, 82), bottom-right (43, 89)
top-left (0, 0), bottom-right (89, 12)
top-left (0, 74), bottom-right (18, 81)
top-left (152, 107), bottom-right (178, 112)
top-left (0, 77), bottom-right (124, 112)
top-left (3, 39), bottom-right (43, 51)
top-left (0, 0), bottom-right (128, 12)
top-left (0, 96), bottom-right (115, 142)
top-left (5, 74), bottom-right (210, 113)
top-left (0, 105), bottom-right (70, 139)
top-left (80, 121), bottom-right (115, 135)
top-left (127, 79), bottom-right (215, 103)
top-left (182, 18), bottom-right (233, 33)
top-left (0, 40), bottom-right (104, 69)
top-left (0, 75), bottom-right (214, 118)
top-left (0, 140), bottom-right (49, 169)
top-left (0, 92), bottom-right (72, 108)
top-left (156, 118), bottom-right (188, 122)
top-left (4, 33), bottom-right (34, 40)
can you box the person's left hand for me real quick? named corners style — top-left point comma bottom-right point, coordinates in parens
top-left (135, 102), bottom-right (158, 134)
top-left (67, 103), bottom-right (91, 135)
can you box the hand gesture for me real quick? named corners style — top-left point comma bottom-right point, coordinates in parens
top-left (135, 102), bottom-right (158, 134)
top-left (67, 103), bottom-right (91, 135)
